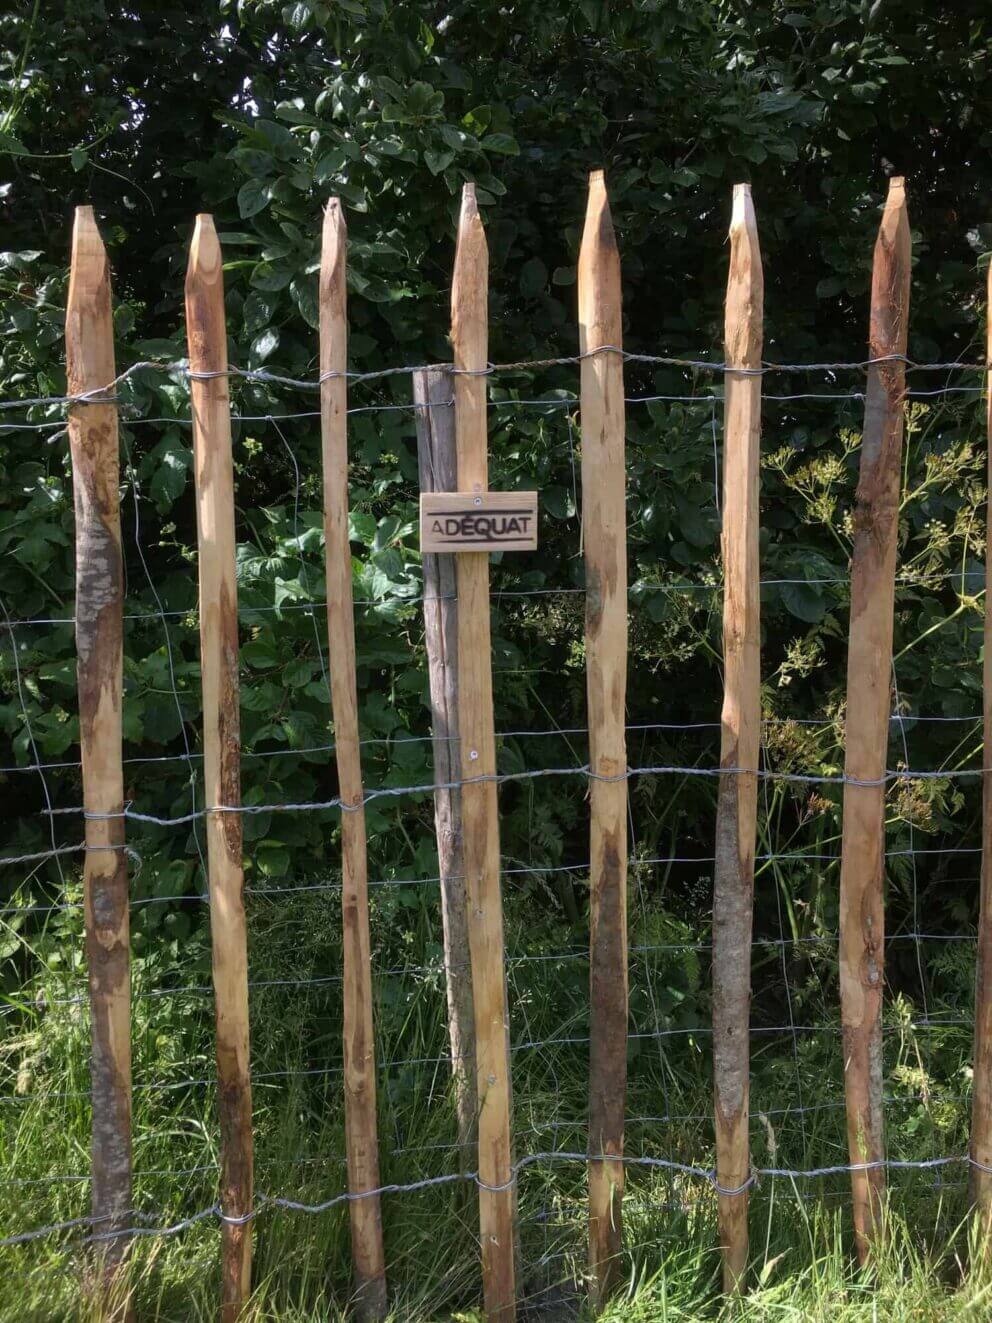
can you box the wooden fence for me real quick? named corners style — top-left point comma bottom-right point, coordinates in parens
top-left (46, 172), bottom-right (992, 1318)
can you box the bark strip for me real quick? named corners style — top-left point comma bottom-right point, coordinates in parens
top-left (185, 215), bottom-right (253, 1320)
top-left (319, 199), bottom-right (387, 1319)
top-left (414, 366), bottom-right (478, 1169)
top-left (452, 183), bottom-right (516, 1322)
top-left (838, 177), bottom-right (911, 1262)
top-left (970, 232), bottom-right (992, 1240)
top-left (712, 183), bottom-right (763, 1294)
top-left (578, 170), bottom-right (629, 1308)
top-left (66, 205), bottom-right (133, 1320)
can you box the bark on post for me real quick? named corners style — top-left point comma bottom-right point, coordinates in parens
top-left (185, 215), bottom-right (254, 1320)
top-left (66, 205), bottom-right (133, 1319)
top-left (414, 366), bottom-right (478, 1167)
top-left (319, 198), bottom-right (388, 1319)
top-left (838, 176), bottom-right (911, 1262)
top-left (452, 183), bottom-right (516, 1322)
top-left (970, 247), bottom-right (992, 1237)
top-left (712, 183), bottom-right (763, 1294)
top-left (578, 170), bottom-right (629, 1308)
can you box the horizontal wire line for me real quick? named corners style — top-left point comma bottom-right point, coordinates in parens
top-left (26, 758), bottom-right (986, 834)
top-left (4, 567), bottom-right (985, 629)
top-left (1, 346), bottom-right (987, 415)
top-left (4, 1148), bottom-right (989, 1248)
top-left (2, 384), bottom-right (982, 435)
top-left (0, 711), bottom-right (978, 779)
top-left (0, 839), bottom-right (981, 917)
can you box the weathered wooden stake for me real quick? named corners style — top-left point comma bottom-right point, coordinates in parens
top-left (838, 176), bottom-right (910, 1261)
top-left (970, 250), bottom-right (992, 1237)
top-left (66, 205), bottom-right (133, 1319)
top-left (414, 366), bottom-right (478, 1168)
top-left (452, 183), bottom-right (516, 1321)
top-left (319, 198), bottom-right (388, 1319)
top-left (578, 170), bottom-right (629, 1307)
top-left (712, 183), bottom-right (763, 1294)
top-left (185, 215), bottom-right (253, 1320)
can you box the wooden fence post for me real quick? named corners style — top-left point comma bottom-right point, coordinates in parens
top-left (319, 198), bottom-right (388, 1319)
top-left (66, 205), bottom-right (133, 1319)
top-left (185, 215), bottom-right (254, 1320)
top-left (414, 366), bottom-right (478, 1168)
top-left (970, 249), bottom-right (992, 1237)
top-left (452, 182), bottom-right (516, 1321)
top-left (578, 170), bottom-right (629, 1308)
top-left (712, 183), bottom-right (763, 1293)
top-left (838, 176), bottom-right (910, 1261)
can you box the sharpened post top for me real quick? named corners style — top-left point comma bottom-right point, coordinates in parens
top-left (460, 180), bottom-right (478, 220)
top-left (323, 195), bottom-right (346, 238)
top-left (321, 197), bottom-right (347, 305)
top-left (185, 215), bottom-right (227, 374)
top-left (578, 170), bottom-right (620, 351)
top-left (451, 183), bottom-right (488, 377)
top-left (320, 198), bottom-right (347, 378)
top-left (730, 182), bottom-right (756, 233)
top-left (187, 214), bottom-right (221, 282)
top-left (68, 206), bottom-right (107, 306)
top-left (66, 205), bottom-right (114, 395)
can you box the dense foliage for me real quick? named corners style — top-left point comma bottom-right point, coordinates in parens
top-left (1, 2), bottom-right (991, 1310)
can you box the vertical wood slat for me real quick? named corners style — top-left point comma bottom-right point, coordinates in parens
top-left (319, 199), bottom-right (387, 1319)
top-left (838, 176), bottom-right (910, 1261)
top-left (578, 169), bottom-right (629, 1307)
top-left (452, 182), bottom-right (516, 1321)
top-left (414, 367), bottom-right (478, 1167)
top-left (712, 183), bottom-right (763, 1293)
top-left (66, 205), bottom-right (133, 1316)
top-left (970, 252), bottom-right (992, 1232)
top-left (185, 215), bottom-right (254, 1321)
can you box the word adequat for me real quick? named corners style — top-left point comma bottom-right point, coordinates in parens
top-left (420, 491), bottom-right (539, 552)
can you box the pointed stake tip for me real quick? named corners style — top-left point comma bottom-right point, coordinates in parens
top-left (888, 175), bottom-right (906, 192)
top-left (323, 196), bottom-right (346, 233)
top-left (458, 181), bottom-right (483, 233)
top-left (730, 183), bottom-right (756, 229)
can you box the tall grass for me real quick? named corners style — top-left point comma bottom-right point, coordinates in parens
top-left (0, 863), bottom-right (980, 1320)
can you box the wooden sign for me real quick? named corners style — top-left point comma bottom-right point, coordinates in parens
top-left (420, 491), bottom-right (538, 552)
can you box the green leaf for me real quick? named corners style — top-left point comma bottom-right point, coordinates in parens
top-left (780, 581), bottom-right (828, 623)
top-left (251, 262), bottom-right (294, 292)
top-left (424, 148), bottom-right (454, 176)
top-left (290, 275), bottom-right (319, 328)
top-left (483, 133), bottom-right (519, 155)
top-left (244, 290), bottom-right (276, 335)
top-left (520, 256), bottom-right (547, 298)
top-left (0, 133), bottom-right (27, 156)
top-left (238, 178), bottom-right (271, 219)
top-left (69, 148), bottom-right (88, 172)
top-left (251, 327), bottom-right (280, 363)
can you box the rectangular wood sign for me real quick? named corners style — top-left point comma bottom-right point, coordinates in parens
top-left (420, 491), bottom-right (538, 552)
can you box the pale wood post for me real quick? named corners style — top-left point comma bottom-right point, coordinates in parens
top-left (452, 182), bottom-right (516, 1322)
top-left (66, 205), bottom-right (133, 1319)
top-left (970, 249), bottom-right (992, 1236)
top-left (712, 183), bottom-right (763, 1293)
top-left (578, 170), bottom-right (629, 1308)
top-left (838, 177), bottom-right (910, 1261)
top-left (319, 199), bottom-right (388, 1319)
top-left (414, 366), bottom-right (478, 1167)
top-left (185, 215), bottom-right (253, 1320)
